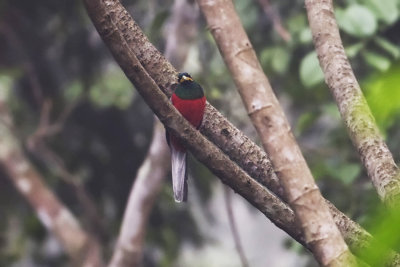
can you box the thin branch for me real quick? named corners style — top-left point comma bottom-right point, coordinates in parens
top-left (0, 22), bottom-right (44, 106)
top-left (305, 0), bottom-right (400, 208)
top-left (108, 119), bottom-right (170, 267)
top-left (196, 0), bottom-right (355, 265)
top-left (26, 96), bottom-right (104, 239)
top-left (224, 186), bottom-right (249, 267)
top-left (29, 143), bottom-right (106, 239)
top-left (163, 0), bottom-right (199, 69)
top-left (82, 0), bottom-right (400, 265)
top-left (257, 0), bottom-right (291, 42)
top-left (27, 98), bottom-right (78, 146)
top-left (0, 93), bottom-right (103, 266)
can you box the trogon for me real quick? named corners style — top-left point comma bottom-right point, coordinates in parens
top-left (167, 72), bottom-right (206, 202)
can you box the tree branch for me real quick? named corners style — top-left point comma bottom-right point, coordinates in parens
top-left (84, 0), bottom-right (283, 215)
top-left (224, 186), bottom-right (249, 267)
top-left (83, 0), bottom-right (304, 244)
top-left (0, 91), bottom-right (102, 266)
top-left (26, 98), bottom-right (105, 240)
top-left (82, 0), bottom-right (400, 265)
top-left (108, 119), bottom-right (170, 267)
top-left (305, 0), bottom-right (400, 207)
top-left (163, 0), bottom-right (199, 69)
top-left (109, 2), bottom-right (199, 264)
top-left (256, 0), bottom-right (291, 42)
top-left (196, 0), bottom-right (354, 265)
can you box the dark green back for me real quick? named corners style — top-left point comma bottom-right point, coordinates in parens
top-left (174, 81), bottom-right (204, 100)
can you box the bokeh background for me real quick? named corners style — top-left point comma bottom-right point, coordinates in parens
top-left (1, 0), bottom-right (400, 266)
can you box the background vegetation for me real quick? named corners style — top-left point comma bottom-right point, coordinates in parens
top-left (1, 0), bottom-right (400, 266)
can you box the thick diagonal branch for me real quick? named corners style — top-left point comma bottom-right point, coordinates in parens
top-left (305, 0), bottom-right (400, 207)
top-left (83, 0), bottom-right (302, 245)
top-left (108, 2), bottom-right (199, 265)
top-left (196, 0), bottom-right (354, 265)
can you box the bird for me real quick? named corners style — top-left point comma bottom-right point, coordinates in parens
top-left (167, 72), bottom-right (206, 202)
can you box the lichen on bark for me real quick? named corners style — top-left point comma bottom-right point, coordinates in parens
top-left (83, 0), bottom-right (400, 265)
top-left (305, 0), bottom-right (400, 207)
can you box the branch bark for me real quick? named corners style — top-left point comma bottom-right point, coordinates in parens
top-left (82, 0), bottom-right (400, 265)
top-left (108, 119), bottom-right (170, 267)
top-left (305, 0), bottom-right (400, 208)
top-left (84, 0), bottom-right (283, 211)
top-left (0, 91), bottom-right (102, 266)
top-left (27, 99), bottom-right (105, 240)
top-left (196, 0), bottom-right (354, 265)
top-left (163, 0), bottom-right (199, 69)
top-left (109, 2), bottom-right (199, 264)
top-left (84, 0), bottom-right (308, 249)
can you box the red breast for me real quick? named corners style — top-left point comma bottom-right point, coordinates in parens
top-left (170, 94), bottom-right (206, 151)
top-left (171, 94), bottom-right (206, 129)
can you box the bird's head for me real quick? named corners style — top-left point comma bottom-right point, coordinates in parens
top-left (178, 72), bottom-right (193, 83)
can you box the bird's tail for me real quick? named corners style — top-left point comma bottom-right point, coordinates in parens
top-left (171, 146), bottom-right (188, 202)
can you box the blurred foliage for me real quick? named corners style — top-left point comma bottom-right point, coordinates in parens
top-left (364, 63), bottom-right (400, 131)
top-left (0, 0), bottom-right (400, 266)
top-left (88, 64), bottom-right (135, 109)
top-left (299, 0), bottom-right (400, 86)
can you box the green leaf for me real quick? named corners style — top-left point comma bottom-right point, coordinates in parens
top-left (345, 42), bottom-right (365, 58)
top-left (295, 112), bottom-right (319, 136)
top-left (364, 64), bottom-right (400, 131)
top-left (287, 14), bottom-right (307, 34)
top-left (260, 48), bottom-right (273, 66)
top-left (362, 0), bottom-right (399, 25)
top-left (357, 209), bottom-right (400, 265)
top-left (299, 51), bottom-right (324, 88)
top-left (330, 163), bottom-right (361, 185)
top-left (89, 65), bottom-right (134, 109)
top-left (336, 4), bottom-right (377, 37)
top-left (235, 1), bottom-right (258, 30)
top-left (374, 37), bottom-right (400, 59)
top-left (299, 28), bottom-right (312, 44)
top-left (322, 103), bottom-right (341, 120)
top-left (209, 87), bottom-right (222, 100)
top-left (362, 51), bottom-right (391, 72)
top-left (271, 47), bottom-right (290, 74)
top-left (260, 47), bottom-right (291, 74)
top-left (0, 75), bottom-right (13, 101)
top-left (64, 80), bottom-right (83, 102)
top-left (148, 10), bottom-right (169, 38)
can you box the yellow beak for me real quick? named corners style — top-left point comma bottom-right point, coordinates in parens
top-left (180, 75), bottom-right (193, 83)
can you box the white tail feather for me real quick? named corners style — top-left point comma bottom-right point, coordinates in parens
top-left (171, 146), bottom-right (187, 202)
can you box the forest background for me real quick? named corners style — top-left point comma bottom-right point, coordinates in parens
top-left (1, 0), bottom-right (400, 266)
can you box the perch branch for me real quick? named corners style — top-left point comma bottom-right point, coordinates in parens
top-left (82, 0), bottom-right (400, 265)
top-left (83, 0), bottom-right (303, 244)
top-left (109, 1), bottom-right (199, 265)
